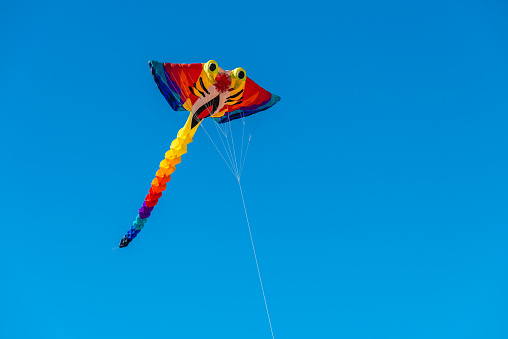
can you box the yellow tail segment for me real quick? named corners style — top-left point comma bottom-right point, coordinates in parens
top-left (119, 113), bottom-right (200, 247)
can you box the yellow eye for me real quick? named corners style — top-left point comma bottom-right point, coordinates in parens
top-left (231, 67), bottom-right (246, 81)
top-left (204, 60), bottom-right (219, 73)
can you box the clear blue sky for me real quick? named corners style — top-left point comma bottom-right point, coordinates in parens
top-left (1, 0), bottom-right (507, 338)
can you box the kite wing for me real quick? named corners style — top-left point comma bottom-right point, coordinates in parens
top-left (149, 61), bottom-right (205, 112)
top-left (218, 77), bottom-right (280, 123)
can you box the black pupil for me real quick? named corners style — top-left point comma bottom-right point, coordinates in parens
top-left (238, 71), bottom-right (245, 79)
top-left (209, 63), bottom-right (216, 71)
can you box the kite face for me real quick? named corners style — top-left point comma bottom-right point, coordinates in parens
top-left (149, 60), bottom-right (280, 126)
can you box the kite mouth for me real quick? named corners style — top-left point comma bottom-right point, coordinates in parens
top-left (192, 95), bottom-right (221, 128)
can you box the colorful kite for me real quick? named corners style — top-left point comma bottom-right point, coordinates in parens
top-left (119, 60), bottom-right (280, 248)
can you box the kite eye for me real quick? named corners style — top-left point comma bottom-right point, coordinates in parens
top-left (205, 60), bottom-right (219, 73)
top-left (231, 67), bottom-right (246, 81)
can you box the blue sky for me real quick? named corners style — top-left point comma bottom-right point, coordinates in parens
top-left (1, 0), bottom-right (507, 338)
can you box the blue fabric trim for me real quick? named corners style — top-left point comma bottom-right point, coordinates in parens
top-left (214, 94), bottom-right (281, 123)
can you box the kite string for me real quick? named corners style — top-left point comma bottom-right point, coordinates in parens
top-left (215, 118), bottom-right (239, 178)
top-left (212, 120), bottom-right (236, 169)
top-left (238, 179), bottom-right (275, 339)
top-left (199, 122), bottom-right (237, 177)
top-left (240, 118), bottom-right (245, 174)
top-left (229, 120), bottom-right (240, 176)
top-left (239, 134), bottom-right (252, 178)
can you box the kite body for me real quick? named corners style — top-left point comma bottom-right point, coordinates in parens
top-left (119, 60), bottom-right (280, 247)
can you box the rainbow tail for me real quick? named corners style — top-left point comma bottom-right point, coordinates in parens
top-left (119, 113), bottom-right (198, 248)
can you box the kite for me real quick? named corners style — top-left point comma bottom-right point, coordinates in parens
top-left (119, 60), bottom-right (280, 248)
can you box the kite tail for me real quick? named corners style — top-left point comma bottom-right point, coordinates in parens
top-left (119, 112), bottom-right (199, 248)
